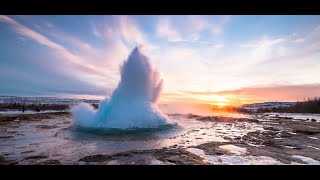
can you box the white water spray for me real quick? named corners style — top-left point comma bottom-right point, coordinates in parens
top-left (71, 46), bottom-right (171, 129)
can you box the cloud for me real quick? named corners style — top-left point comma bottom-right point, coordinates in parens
top-left (0, 15), bottom-right (154, 90)
top-left (91, 22), bottom-right (102, 38)
top-left (172, 83), bottom-right (320, 105)
top-left (119, 16), bottom-right (145, 44)
top-left (187, 16), bottom-right (208, 33)
top-left (118, 16), bottom-right (158, 51)
top-left (215, 84), bottom-right (320, 102)
top-left (240, 37), bottom-right (285, 48)
top-left (213, 43), bottom-right (224, 49)
top-left (43, 21), bottom-right (54, 28)
top-left (156, 18), bottom-right (182, 42)
top-left (255, 25), bottom-right (320, 65)
top-left (156, 16), bottom-right (231, 43)
top-left (187, 15), bottom-right (231, 36)
top-left (0, 15), bottom-right (128, 97)
top-left (294, 38), bottom-right (305, 43)
top-left (0, 62), bottom-right (110, 97)
top-left (0, 15), bottom-right (107, 78)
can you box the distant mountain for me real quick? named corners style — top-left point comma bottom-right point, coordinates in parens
top-left (241, 102), bottom-right (297, 110)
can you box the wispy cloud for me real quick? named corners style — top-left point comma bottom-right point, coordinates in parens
top-left (0, 15), bottom-right (107, 78)
top-left (156, 17), bottom-right (182, 42)
top-left (240, 37), bottom-right (285, 48)
top-left (255, 25), bottom-right (320, 65)
top-left (91, 22), bottom-right (102, 38)
top-left (156, 15), bottom-right (231, 44)
top-left (119, 16), bottom-right (158, 51)
top-left (213, 43), bottom-right (224, 49)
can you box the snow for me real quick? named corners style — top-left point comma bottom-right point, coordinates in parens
top-left (0, 110), bottom-right (67, 115)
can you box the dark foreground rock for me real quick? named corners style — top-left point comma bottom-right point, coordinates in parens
top-left (78, 147), bottom-right (209, 165)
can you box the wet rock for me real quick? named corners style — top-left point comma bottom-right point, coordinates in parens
top-left (234, 137), bottom-right (241, 140)
top-left (24, 155), bottom-right (48, 160)
top-left (0, 116), bottom-right (17, 122)
top-left (53, 132), bottom-right (58, 137)
top-left (36, 125), bottom-right (58, 129)
top-left (153, 148), bottom-right (208, 165)
top-left (170, 144), bottom-right (178, 149)
top-left (248, 119), bottom-right (259, 123)
top-left (79, 154), bottom-right (111, 162)
top-left (39, 160), bottom-right (62, 165)
top-left (185, 113), bottom-right (201, 119)
top-left (284, 117), bottom-right (293, 120)
top-left (194, 142), bottom-right (235, 156)
top-left (280, 131), bottom-right (293, 138)
top-left (0, 136), bottom-right (14, 139)
top-left (283, 122), bottom-right (320, 135)
top-left (223, 136), bottom-right (233, 141)
top-left (78, 147), bottom-right (208, 165)
top-left (0, 156), bottom-right (17, 165)
top-left (263, 126), bottom-right (281, 131)
top-left (196, 116), bottom-right (216, 121)
top-left (0, 156), bottom-right (6, 164)
top-left (295, 130), bottom-right (319, 135)
top-left (21, 150), bottom-right (36, 154)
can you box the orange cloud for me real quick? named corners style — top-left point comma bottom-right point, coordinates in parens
top-left (215, 84), bottom-right (320, 102)
top-left (163, 84), bottom-right (320, 106)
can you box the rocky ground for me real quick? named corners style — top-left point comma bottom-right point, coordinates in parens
top-left (0, 112), bottom-right (319, 165)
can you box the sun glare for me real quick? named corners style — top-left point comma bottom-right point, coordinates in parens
top-left (193, 94), bottom-right (230, 106)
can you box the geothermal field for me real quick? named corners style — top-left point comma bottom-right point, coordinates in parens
top-left (1, 108), bottom-right (320, 165)
top-left (1, 47), bottom-right (320, 165)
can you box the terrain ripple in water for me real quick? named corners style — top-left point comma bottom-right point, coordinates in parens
top-left (71, 46), bottom-right (172, 130)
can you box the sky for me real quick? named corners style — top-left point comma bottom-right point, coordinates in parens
top-left (0, 15), bottom-right (320, 106)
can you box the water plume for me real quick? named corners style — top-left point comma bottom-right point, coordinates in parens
top-left (71, 46), bottom-right (171, 129)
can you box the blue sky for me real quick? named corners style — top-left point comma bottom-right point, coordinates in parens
top-left (0, 15), bottom-right (319, 105)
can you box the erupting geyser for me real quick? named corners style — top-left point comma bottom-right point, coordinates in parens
top-left (71, 46), bottom-right (171, 129)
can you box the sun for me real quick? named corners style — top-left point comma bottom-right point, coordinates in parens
top-left (194, 94), bottom-right (230, 107)
top-left (215, 101), bottom-right (229, 107)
